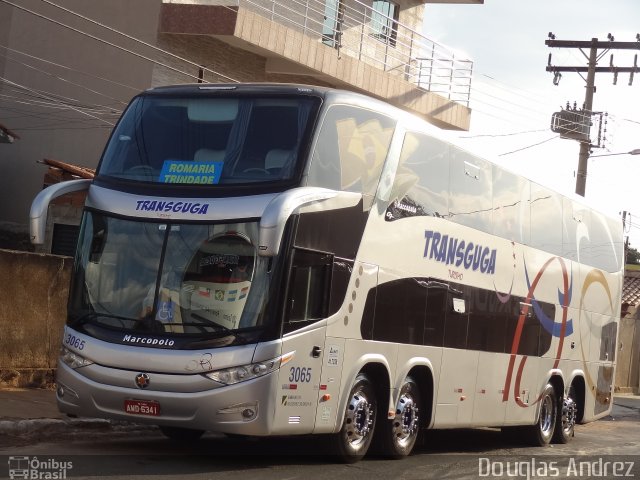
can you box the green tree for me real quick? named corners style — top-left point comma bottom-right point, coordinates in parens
top-left (626, 246), bottom-right (640, 265)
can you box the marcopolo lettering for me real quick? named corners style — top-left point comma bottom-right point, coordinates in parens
top-left (123, 335), bottom-right (175, 347)
top-left (424, 230), bottom-right (497, 274)
top-left (135, 200), bottom-right (209, 215)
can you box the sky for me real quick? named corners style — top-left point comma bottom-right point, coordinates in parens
top-left (422, 0), bottom-right (640, 247)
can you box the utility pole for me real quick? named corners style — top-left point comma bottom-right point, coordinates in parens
top-left (575, 41), bottom-right (598, 197)
top-left (546, 34), bottom-right (640, 196)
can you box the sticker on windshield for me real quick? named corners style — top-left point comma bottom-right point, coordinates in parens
top-left (160, 160), bottom-right (223, 185)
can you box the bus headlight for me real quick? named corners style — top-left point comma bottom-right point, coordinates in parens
top-left (204, 351), bottom-right (294, 385)
top-left (60, 346), bottom-right (94, 369)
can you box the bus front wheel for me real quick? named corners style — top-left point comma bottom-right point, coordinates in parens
top-left (379, 376), bottom-right (421, 458)
top-left (332, 373), bottom-right (377, 463)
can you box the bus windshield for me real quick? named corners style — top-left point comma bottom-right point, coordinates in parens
top-left (98, 95), bottom-right (318, 185)
top-left (68, 212), bottom-right (273, 343)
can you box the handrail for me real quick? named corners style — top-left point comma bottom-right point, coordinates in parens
top-left (226, 0), bottom-right (472, 107)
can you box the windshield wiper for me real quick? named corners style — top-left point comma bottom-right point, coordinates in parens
top-left (188, 313), bottom-right (233, 333)
top-left (71, 311), bottom-right (135, 328)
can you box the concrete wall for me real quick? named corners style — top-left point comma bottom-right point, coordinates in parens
top-left (616, 309), bottom-right (640, 394)
top-left (0, 249), bottom-right (72, 388)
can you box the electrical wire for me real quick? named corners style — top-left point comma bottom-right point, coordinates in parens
top-left (0, 81), bottom-right (122, 115)
top-left (36, 0), bottom-right (239, 83)
top-left (0, 0), bottom-right (220, 85)
top-left (460, 128), bottom-right (549, 139)
top-left (0, 50), bottom-right (127, 108)
top-left (0, 86), bottom-right (121, 116)
top-left (497, 135), bottom-right (560, 157)
top-left (0, 76), bottom-right (115, 125)
top-left (0, 44), bottom-right (141, 92)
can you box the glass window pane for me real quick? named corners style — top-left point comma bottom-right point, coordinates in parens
top-left (285, 249), bottom-right (332, 329)
top-left (562, 198), bottom-right (591, 263)
top-left (449, 147), bottom-right (492, 233)
top-left (492, 166), bottom-right (530, 244)
top-left (307, 105), bottom-right (395, 199)
top-left (530, 183), bottom-right (563, 255)
top-left (69, 214), bottom-right (268, 335)
top-left (99, 96), bottom-right (318, 185)
top-left (370, 1), bottom-right (398, 46)
top-left (590, 211), bottom-right (624, 272)
top-left (386, 131), bottom-right (449, 220)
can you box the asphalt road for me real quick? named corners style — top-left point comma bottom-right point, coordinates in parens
top-left (0, 402), bottom-right (638, 480)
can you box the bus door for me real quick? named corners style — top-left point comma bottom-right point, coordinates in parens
top-left (272, 248), bottom-right (333, 433)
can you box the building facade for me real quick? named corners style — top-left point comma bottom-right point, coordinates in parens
top-left (0, 0), bottom-right (481, 234)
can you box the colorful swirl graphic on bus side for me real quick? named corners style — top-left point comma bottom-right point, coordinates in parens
top-left (502, 258), bottom-right (616, 409)
top-left (578, 269), bottom-right (615, 399)
top-left (502, 256), bottom-right (571, 407)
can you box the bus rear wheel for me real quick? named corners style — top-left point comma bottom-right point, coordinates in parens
top-left (524, 383), bottom-right (557, 446)
top-left (553, 386), bottom-right (578, 444)
top-left (332, 373), bottom-right (377, 463)
top-left (379, 376), bottom-right (421, 458)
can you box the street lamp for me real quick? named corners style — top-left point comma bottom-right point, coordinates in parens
top-left (590, 148), bottom-right (640, 158)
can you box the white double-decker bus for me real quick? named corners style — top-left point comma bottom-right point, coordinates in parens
top-left (31, 83), bottom-right (623, 461)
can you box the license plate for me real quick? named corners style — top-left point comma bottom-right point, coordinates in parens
top-left (124, 399), bottom-right (161, 416)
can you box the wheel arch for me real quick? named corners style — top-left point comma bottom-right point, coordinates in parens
top-left (541, 370), bottom-right (565, 425)
top-left (334, 356), bottom-right (391, 431)
top-left (547, 372), bottom-right (565, 399)
top-left (397, 360), bottom-right (435, 429)
top-left (360, 362), bottom-right (392, 423)
top-left (567, 373), bottom-right (587, 423)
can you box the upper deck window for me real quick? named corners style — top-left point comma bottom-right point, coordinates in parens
top-left (307, 104), bottom-right (395, 202)
top-left (98, 95), bottom-right (318, 186)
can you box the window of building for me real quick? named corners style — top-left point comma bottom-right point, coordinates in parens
top-left (370, 1), bottom-right (399, 46)
top-left (322, 0), bottom-right (344, 49)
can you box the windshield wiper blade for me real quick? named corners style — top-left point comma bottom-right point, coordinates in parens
top-left (188, 312), bottom-right (233, 332)
top-left (72, 311), bottom-right (135, 328)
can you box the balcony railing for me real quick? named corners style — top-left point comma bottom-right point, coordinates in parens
top-left (229, 0), bottom-right (473, 106)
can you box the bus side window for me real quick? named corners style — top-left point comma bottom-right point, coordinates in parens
top-left (307, 105), bottom-right (395, 201)
top-left (492, 166), bottom-right (530, 245)
top-left (388, 132), bottom-right (450, 219)
top-left (284, 249), bottom-right (332, 334)
top-left (530, 183), bottom-right (563, 256)
top-left (449, 147), bottom-right (492, 233)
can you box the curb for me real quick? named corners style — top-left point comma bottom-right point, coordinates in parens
top-left (0, 417), bottom-right (158, 445)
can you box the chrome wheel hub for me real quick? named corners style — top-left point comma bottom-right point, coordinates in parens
top-left (392, 393), bottom-right (419, 447)
top-left (345, 392), bottom-right (374, 449)
top-left (539, 394), bottom-right (554, 437)
top-left (561, 396), bottom-right (577, 435)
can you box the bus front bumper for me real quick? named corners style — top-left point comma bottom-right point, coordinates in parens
top-left (55, 361), bottom-right (278, 436)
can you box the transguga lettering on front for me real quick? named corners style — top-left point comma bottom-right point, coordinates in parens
top-left (135, 200), bottom-right (210, 214)
top-left (424, 230), bottom-right (497, 274)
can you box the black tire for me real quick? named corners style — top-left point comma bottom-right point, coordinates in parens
top-left (331, 373), bottom-right (377, 463)
top-left (379, 376), bottom-right (421, 458)
top-left (159, 426), bottom-right (205, 442)
top-left (552, 386), bottom-right (578, 444)
top-left (524, 383), bottom-right (557, 446)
